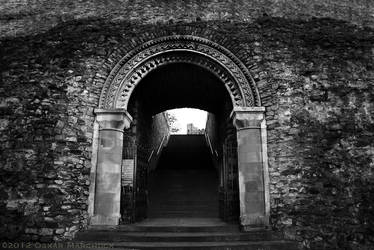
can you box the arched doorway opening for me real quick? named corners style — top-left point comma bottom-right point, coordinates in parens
top-left (126, 63), bottom-right (235, 220)
top-left (88, 36), bottom-right (270, 231)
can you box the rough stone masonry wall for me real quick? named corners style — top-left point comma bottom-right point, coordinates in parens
top-left (130, 101), bottom-right (170, 174)
top-left (147, 113), bottom-right (170, 171)
top-left (131, 100), bottom-right (170, 221)
top-left (0, 16), bottom-right (373, 250)
top-left (0, 0), bottom-right (373, 38)
top-left (255, 18), bottom-right (374, 250)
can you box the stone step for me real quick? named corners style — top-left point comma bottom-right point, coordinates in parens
top-left (148, 213), bottom-right (219, 218)
top-left (87, 225), bottom-right (239, 233)
top-left (76, 230), bottom-right (275, 242)
top-left (149, 211), bottom-right (218, 214)
top-left (149, 135), bottom-right (219, 219)
top-left (71, 240), bottom-right (298, 250)
top-left (148, 215), bottom-right (220, 219)
top-left (149, 206), bottom-right (218, 210)
top-left (75, 218), bottom-right (299, 250)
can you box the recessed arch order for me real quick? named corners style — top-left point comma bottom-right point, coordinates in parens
top-left (98, 35), bottom-right (261, 110)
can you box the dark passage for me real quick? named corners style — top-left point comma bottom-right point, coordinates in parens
top-left (148, 135), bottom-right (219, 218)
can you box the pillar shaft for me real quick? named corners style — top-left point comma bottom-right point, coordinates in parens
top-left (90, 109), bottom-right (132, 225)
top-left (231, 107), bottom-right (269, 230)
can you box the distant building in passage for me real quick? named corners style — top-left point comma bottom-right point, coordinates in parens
top-left (187, 123), bottom-right (204, 134)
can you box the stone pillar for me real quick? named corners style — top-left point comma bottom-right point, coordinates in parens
top-left (89, 109), bottom-right (132, 225)
top-left (231, 107), bottom-right (270, 230)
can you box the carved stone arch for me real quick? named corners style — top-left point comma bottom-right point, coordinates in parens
top-left (98, 35), bottom-right (261, 109)
top-left (89, 35), bottom-right (270, 228)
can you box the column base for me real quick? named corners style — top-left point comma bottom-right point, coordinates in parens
top-left (240, 214), bottom-right (269, 231)
top-left (240, 224), bottom-right (268, 232)
top-left (240, 214), bottom-right (267, 226)
top-left (90, 215), bottom-right (120, 226)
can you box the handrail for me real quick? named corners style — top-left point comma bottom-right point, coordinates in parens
top-left (148, 134), bottom-right (168, 163)
top-left (205, 131), bottom-right (214, 155)
top-left (147, 150), bottom-right (154, 163)
top-left (157, 134), bottom-right (167, 155)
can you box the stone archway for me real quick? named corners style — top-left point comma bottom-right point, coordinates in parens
top-left (88, 35), bottom-right (270, 231)
top-left (98, 35), bottom-right (260, 109)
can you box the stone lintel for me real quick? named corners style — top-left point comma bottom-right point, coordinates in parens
top-left (94, 108), bottom-right (133, 131)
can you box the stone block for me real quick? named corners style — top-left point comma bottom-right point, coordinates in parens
top-left (55, 228), bottom-right (65, 234)
top-left (39, 228), bottom-right (54, 236)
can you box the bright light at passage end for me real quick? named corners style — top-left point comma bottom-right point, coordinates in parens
top-left (167, 108), bottom-right (207, 134)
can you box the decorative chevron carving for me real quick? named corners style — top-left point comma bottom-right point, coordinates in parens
top-left (99, 35), bottom-right (261, 109)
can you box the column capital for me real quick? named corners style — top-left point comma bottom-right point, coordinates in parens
top-left (94, 108), bottom-right (133, 131)
top-left (230, 107), bottom-right (266, 129)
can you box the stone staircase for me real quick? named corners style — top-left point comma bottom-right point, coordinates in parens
top-left (74, 218), bottom-right (299, 250)
top-left (72, 135), bottom-right (299, 249)
top-left (148, 135), bottom-right (219, 218)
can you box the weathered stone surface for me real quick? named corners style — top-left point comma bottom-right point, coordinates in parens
top-left (232, 107), bottom-right (268, 228)
top-left (0, 0), bottom-right (373, 39)
top-left (0, 10), bottom-right (373, 250)
top-left (90, 110), bottom-right (132, 225)
top-left (55, 228), bottom-right (65, 235)
top-left (39, 228), bottom-right (53, 236)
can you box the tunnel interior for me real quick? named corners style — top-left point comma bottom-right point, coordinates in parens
top-left (148, 134), bottom-right (219, 218)
top-left (124, 61), bottom-right (239, 222)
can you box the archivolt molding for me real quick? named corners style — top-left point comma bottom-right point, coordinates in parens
top-left (99, 35), bottom-right (261, 109)
top-left (115, 53), bottom-right (244, 108)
